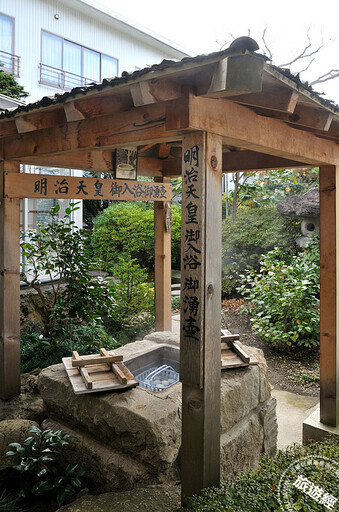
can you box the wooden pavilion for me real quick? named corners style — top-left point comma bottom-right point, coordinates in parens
top-left (0, 37), bottom-right (338, 502)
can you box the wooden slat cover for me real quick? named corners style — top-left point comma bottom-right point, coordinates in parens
top-left (63, 355), bottom-right (138, 394)
top-left (220, 331), bottom-right (258, 369)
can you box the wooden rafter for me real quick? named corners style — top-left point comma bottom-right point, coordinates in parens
top-left (3, 102), bottom-right (182, 160)
top-left (166, 92), bottom-right (339, 165)
top-left (3, 92), bottom-right (337, 167)
top-left (230, 85), bottom-right (299, 113)
top-left (161, 151), bottom-right (310, 177)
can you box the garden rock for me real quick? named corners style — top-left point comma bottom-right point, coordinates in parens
top-left (38, 340), bottom-right (277, 492)
top-left (0, 419), bottom-right (39, 470)
top-left (20, 283), bottom-right (66, 333)
top-left (56, 484), bottom-right (181, 512)
top-left (144, 331), bottom-right (180, 346)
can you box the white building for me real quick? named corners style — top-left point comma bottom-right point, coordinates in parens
top-left (0, 0), bottom-right (188, 277)
top-left (0, 0), bottom-right (188, 102)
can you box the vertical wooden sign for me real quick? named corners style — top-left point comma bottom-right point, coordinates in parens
top-left (180, 133), bottom-right (205, 388)
top-left (180, 132), bottom-right (222, 502)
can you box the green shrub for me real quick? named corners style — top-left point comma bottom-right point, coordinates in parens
top-left (108, 257), bottom-right (154, 331)
top-left (180, 437), bottom-right (338, 512)
top-left (171, 295), bottom-right (181, 310)
top-left (222, 207), bottom-right (300, 297)
top-left (21, 203), bottom-right (116, 339)
top-left (21, 324), bottom-right (120, 373)
top-left (0, 492), bottom-right (24, 512)
top-left (6, 426), bottom-right (86, 508)
top-left (238, 238), bottom-right (320, 349)
top-left (91, 201), bottom-right (182, 272)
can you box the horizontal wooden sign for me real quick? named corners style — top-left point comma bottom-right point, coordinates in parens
top-left (4, 173), bottom-right (172, 202)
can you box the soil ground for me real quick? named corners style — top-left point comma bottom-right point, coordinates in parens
top-left (221, 299), bottom-right (320, 397)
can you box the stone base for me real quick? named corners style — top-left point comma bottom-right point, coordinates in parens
top-left (38, 339), bottom-right (277, 492)
top-left (56, 484), bottom-right (181, 512)
top-left (303, 407), bottom-right (339, 443)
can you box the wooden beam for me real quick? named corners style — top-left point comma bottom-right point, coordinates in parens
top-left (68, 93), bottom-right (133, 118)
top-left (166, 93), bottom-right (339, 166)
top-left (11, 94), bottom-right (134, 136)
top-left (63, 102), bottom-right (86, 122)
top-left (161, 151), bottom-right (310, 177)
top-left (14, 109), bottom-right (66, 134)
top-left (319, 165), bottom-right (339, 427)
top-left (0, 161), bottom-right (20, 399)
top-left (293, 105), bottom-right (333, 131)
top-left (4, 102), bottom-right (181, 160)
top-left (0, 120), bottom-right (17, 137)
top-left (19, 151), bottom-right (114, 172)
top-left (230, 86), bottom-right (299, 113)
top-left (181, 132), bottom-right (221, 503)
top-left (130, 78), bottom-right (182, 107)
top-left (158, 143), bottom-right (171, 159)
top-left (222, 150), bottom-right (310, 172)
top-left (253, 104), bottom-right (334, 132)
top-left (4, 173), bottom-right (172, 202)
top-left (154, 177), bottom-right (172, 332)
top-left (14, 152), bottom-right (163, 177)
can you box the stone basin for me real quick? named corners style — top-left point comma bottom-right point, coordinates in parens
top-left (38, 336), bottom-right (277, 493)
top-left (124, 345), bottom-right (180, 392)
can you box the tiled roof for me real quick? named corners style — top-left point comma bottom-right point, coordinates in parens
top-left (0, 41), bottom-right (338, 120)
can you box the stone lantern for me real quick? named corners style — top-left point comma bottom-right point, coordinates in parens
top-left (277, 187), bottom-right (319, 248)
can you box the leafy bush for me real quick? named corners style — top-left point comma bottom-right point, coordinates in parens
top-left (6, 426), bottom-right (86, 508)
top-left (21, 203), bottom-right (116, 339)
top-left (91, 201), bottom-right (182, 272)
top-left (180, 437), bottom-right (338, 512)
top-left (107, 258), bottom-right (154, 332)
top-left (238, 238), bottom-right (320, 349)
top-left (222, 206), bottom-right (300, 297)
top-left (21, 324), bottom-right (120, 373)
top-left (171, 295), bottom-right (181, 310)
top-left (0, 492), bottom-right (24, 512)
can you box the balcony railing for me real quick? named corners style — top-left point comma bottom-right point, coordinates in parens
top-left (39, 63), bottom-right (96, 90)
top-left (0, 50), bottom-right (20, 77)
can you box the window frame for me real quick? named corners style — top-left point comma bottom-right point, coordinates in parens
top-left (0, 12), bottom-right (16, 74)
top-left (40, 29), bottom-right (119, 89)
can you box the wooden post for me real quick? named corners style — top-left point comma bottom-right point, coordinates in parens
top-left (0, 161), bottom-right (21, 399)
top-left (319, 165), bottom-right (339, 427)
top-left (154, 177), bottom-right (172, 331)
top-left (180, 132), bottom-right (222, 503)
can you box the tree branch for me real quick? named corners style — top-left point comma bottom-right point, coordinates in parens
top-left (298, 57), bottom-right (316, 75)
top-left (278, 30), bottom-right (323, 67)
top-left (262, 26), bottom-right (273, 61)
top-left (310, 69), bottom-right (339, 85)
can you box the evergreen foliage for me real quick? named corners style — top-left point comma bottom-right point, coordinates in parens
top-left (222, 206), bottom-right (300, 297)
top-left (91, 201), bottom-right (182, 271)
top-left (238, 238), bottom-right (320, 349)
top-left (0, 68), bottom-right (28, 99)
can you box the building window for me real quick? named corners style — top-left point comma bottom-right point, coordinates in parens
top-left (40, 31), bottom-right (118, 89)
top-left (0, 13), bottom-right (20, 76)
